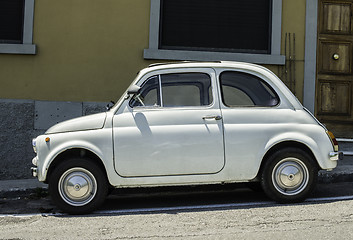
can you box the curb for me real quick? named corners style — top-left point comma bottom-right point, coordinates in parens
top-left (318, 167), bottom-right (353, 184)
top-left (0, 179), bottom-right (47, 193)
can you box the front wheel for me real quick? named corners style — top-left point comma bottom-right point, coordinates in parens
top-left (49, 158), bottom-right (108, 214)
top-left (261, 148), bottom-right (318, 203)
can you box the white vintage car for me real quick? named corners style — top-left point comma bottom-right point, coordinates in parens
top-left (31, 61), bottom-right (342, 214)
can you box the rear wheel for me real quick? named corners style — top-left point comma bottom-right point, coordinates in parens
top-left (49, 158), bottom-right (108, 214)
top-left (261, 148), bottom-right (318, 203)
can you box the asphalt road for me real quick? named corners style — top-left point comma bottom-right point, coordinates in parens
top-left (1, 182), bottom-right (353, 214)
top-left (1, 182), bottom-right (353, 239)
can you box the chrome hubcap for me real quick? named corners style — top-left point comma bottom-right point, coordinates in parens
top-left (272, 158), bottom-right (309, 196)
top-left (58, 167), bottom-right (97, 206)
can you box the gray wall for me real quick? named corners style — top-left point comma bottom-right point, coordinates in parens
top-left (0, 99), bottom-right (107, 180)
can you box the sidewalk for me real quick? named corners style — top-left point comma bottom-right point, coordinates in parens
top-left (318, 155), bottom-right (353, 183)
top-left (0, 178), bottom-right (47, 193)
top-left (0, 156), bottom-right (352, 194)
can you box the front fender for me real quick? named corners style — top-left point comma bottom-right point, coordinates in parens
top-left (36, 129), bottom-right (113, 182)
top-left (38, 141), bottom-right (104, 182)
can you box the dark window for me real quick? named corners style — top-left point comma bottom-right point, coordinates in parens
top-left (160, 0), bottom-right (272, 54)
top-left (131, 73), bottom-right (213, 107)
top-left (220, 71), bottom-right (279, 107)
top-left (0, 0), bottom-right (25, 44)
top-left (161, 73), bottom-right (212, 107)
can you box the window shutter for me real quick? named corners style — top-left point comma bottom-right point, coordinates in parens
top-left (0, 0), bottom-right (25, 43)
top-left (160, 0), bottom-right (271, 54)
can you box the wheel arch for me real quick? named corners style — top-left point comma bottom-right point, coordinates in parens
top-left (45, 148), bottom-right (108, 184)
top-left (256, 141), bottom-right (319, 180)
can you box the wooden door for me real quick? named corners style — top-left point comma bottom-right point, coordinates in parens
top-left (317, 0), bottom-right (353, 137)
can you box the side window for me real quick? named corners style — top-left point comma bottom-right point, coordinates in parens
top-left (220, 71), bottom-right (279, 107)
top-left (130, 72), bottom-right (213, 108)
top-left (161, 73), bottom-right (212, 107)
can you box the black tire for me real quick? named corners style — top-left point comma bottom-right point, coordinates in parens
top-left (49, 158), bottom-right (108, 214)
top-left (261, 147), bottom-right (318, 203)
top-left (246, 182), bottom-right (263, 192)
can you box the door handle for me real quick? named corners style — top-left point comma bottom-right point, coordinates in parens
top-left (202, 115), bottom-right (222, 120)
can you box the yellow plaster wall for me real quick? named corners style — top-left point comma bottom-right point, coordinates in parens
top-left (0, 0), bottom-right (308, 102)
top-left (0, 0), bottom-right (152, 102)
top-left (267, 0), bottom-right (307, 102)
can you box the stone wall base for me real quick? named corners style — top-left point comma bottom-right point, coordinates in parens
top-left (0, 99), bottom-right (107, 180)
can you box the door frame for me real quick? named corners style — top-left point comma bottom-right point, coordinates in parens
top-left (303, 0), bottom-right (319, 113)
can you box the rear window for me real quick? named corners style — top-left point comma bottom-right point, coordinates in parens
top-left (220, 71), bottom-right (279, 107)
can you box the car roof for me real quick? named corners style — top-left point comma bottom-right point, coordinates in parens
top-left (134, 61), bottom-right (303, 111)
top-left (138, 61), bottom-right (277, 79)
top-left (146, 61), bottom-right (265, 71)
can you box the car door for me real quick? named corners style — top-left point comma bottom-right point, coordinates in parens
top-left (113, 68), bottom-right (225, 177)
top-left (218, 69), bottom-right (283, 180)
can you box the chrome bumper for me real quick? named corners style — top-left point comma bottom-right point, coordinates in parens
top-left (31, 156), bottom-right (38, 177)
top-left (329, 151), bottom-right (344, 161)
top-left (31, 167), bottom-right (38, 177)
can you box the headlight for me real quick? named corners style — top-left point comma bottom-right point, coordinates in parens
top-left (32, 138), bottom-right (37, 153)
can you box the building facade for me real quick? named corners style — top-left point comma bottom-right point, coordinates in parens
top-left (0, 0), bottom-right (350, 179)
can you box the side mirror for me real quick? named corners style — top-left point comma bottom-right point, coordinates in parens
top-left (106, 101), bottom-right (116, 111)
top-left (127, 85), bottom-right (141, 95)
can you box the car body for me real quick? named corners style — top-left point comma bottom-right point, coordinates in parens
top-left (31, 61), bottom-right (343, 214)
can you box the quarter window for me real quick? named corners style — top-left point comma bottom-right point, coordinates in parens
top-left (220, 71), bottom-right (279, 107)
top-left (131, 73), bottom-right (213, 108)
top-left (138, 76), bottom-right (160, 107)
